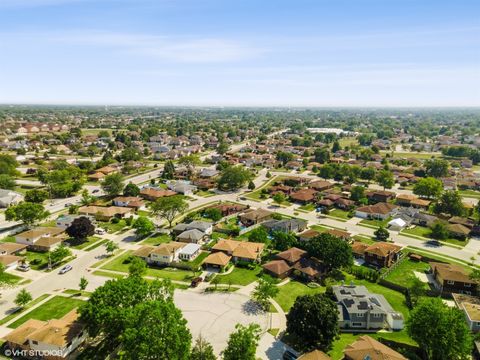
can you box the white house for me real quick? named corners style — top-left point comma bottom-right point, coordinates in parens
top-left (387, 218), bottom-right (407, 231)
top-left (178, 243), bottom-right (201, 261)
top-left (166, 180), bottom-right (197, 196)
top-left (133, 242), bottom-right (186, 266)
top-left (55, 214), bottom-right (95, 229)
top-left (0, 189), bottom-right (23, 208)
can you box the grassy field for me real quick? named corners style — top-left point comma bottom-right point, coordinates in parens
top-left (216, 266), bottom-right (263, 286)
top-left (92, 270), bottom-right (126, 279)
top-left (352, 234), bottom-right (375, 244)
top-left (401, 226), bottom-right (468, 247)
top-left (196, 190), bottom-right (216, 197)
top-left (141, 233), bottom-right (171, 245)
top-left (24, 251), bottom-right (51, 270)
top-left (68, 236), bottom-right (103, 250)
top-left (101, 251), bottom-right (194, 281)
top-left (98, 219), bottom-right (128, 233)
top-left (0, 271), bottom-right (22, 286)
top-left (9, 296), bottom-right (85, 329)
top-left (384, 258), bottom-right (431, 289)
top-left (274, 281), bottom-right (325, 312)
top-left (459, 190), bottom-right (480, 199)
top-left (80, 128), bottom-right (113, 135)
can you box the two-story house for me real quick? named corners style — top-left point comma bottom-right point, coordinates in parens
top-left (363, 242), bottom-right (402, 268)
top-left (430, 262), bottom-right (478, 295)
top-left (133, 242), bottom-right (186, 266)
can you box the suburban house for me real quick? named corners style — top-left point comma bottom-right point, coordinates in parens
top-left (447, 223), bottom-right (471, 240)
top-left (355, 203), bottom-right (398, 220)
top-left (366, 191), bottom-right (396, 203)
top-left (238, 208), bottom-right (273, 226)
top-left (176, 229), bottom-right (206, 244)
top-left (363, 242), bottom-right (402, 268)
top-left (15, 227), bottom-right (66, 252)
top-left (262, 247), bottom-right (311, 280)
top-left (333, 284), bottom-right (404, 330)
top-left (133, 242), bottom-right (186, 265)
top-left (3, 310), bottom-right (86, 360)
top-left (395, 194), bottom-right (431, 209)
top-left (343, 335), bottom-right (407, 360)
top-left (452, 293), bottom-right (480, 332)
top-left (55, 215), bottom-right (95, 230)
top-left (291, 257), bottom-right (324, 281)
top-left (211, 239), bottom-right (264, 263)
top-left (262, 260), bottom-right (291, 279)
top-left (202, 251), bottom-right (231, 269)
top-left (139, 188), bottom-right (177, 201)
top-left (173, 221), bottom-right (213, 235)
top-left (262, 218), bottom-right (307, 234)
top-left (205, 203), bottom-right (248, 217)
top-left (290, 188), bottom-right (318, 204)
top-left (112, 196), bottom-right (145, 210)
top-left (309, 180), bottom-right (334, 192)
top-left (298, 229), bottom-right (320, 242)
top-left (178, 243), bottom-right (202, 261)
top-left (0, 254), bottom-right (23, 270)
top-left (430, 262), bottom-right (478, 295)
top-left (199, 168), bottom-right (219, 178)
top-left (78, 206), bottom-right (133, 221)
top-left (0, 243), bottom-right (27, 256)
top-left (0, 189), bottom-right (23, 208)
top-left (166, 180), bottom-right (197, 196)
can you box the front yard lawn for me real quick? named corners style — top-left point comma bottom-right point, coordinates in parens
top-left (329, 208), bottom-right (351, 220)
top-left (24, 251), bottom-right (50, 270)
top-left (274, 281), bottom-right (325, 312)
top-left (298, 203), bottom-right (316, 212)
top-left (9, 296), bottom-right (85, 329)
top-left (196, 190), bottom-right (216, 197)
top-left (101, 251), bottom-right (194, 281)
top-left (359, 217), bottom-right (391, 228)
top-left (98, 219), bottom-right (128, 233)
top-left (68, 236), bottom-right (102, 250)
top-left (401, 226), bottom-right (468, 247)
top-left (383, 257), bottom-right (430, 289)
top-left (0, 272), bottom-right (22, 286)
top-left (216, 266), bottom-right (263, 286)
top-left (141, 233), bottom-right (171, 245)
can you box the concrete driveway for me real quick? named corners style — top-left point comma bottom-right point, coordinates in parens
top-left (174, 290), bottom-right (270, 357)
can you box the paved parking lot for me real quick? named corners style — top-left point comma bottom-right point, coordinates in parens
top-left (174, 290), bottom-right (272, 357)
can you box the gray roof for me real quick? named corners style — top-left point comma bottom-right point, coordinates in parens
top-left (177, 229), bottom-right (204, 241)
top-left (186, 221), bottom-right (212, 232)
top-left (179, 243), bottom-right (201, 256)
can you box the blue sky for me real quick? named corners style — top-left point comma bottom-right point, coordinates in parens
top-left (0, 0), bottom-right (479, 106)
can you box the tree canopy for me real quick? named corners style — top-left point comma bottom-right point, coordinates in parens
top-left (413, 177), bottom-right (443, 199)
top-left (217, 166), bottom-right (253, 191)
top-left (101, 173), bottom-right (124, 197)
top-left (5, 202), bottom-right (50, 226)
top-left (150, 195), bottom-right (188, 228)
top-left (222, 323), bottom-right (261, 360)
top-left (303, 233), bottom-right (353, 272)
top-left (66, 216), bottom-right (95, 240)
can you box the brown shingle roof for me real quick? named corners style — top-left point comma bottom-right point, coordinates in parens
top-left (203, 252), bottom-right (231, 267)
top-left (262, 260), bottom-right (291, 276)
top-left (344, 335), bottom-right (407, 360)
top-left (356, 202), bottom-right (397, 215)
top-left (365, 242), bottom-right (402, 257)
top-left (298, 350), bottom-right (331, 360)
top-left (430, 262), bottom-right (474, 284)
top-left (276, 247), bottom-right (307, 263)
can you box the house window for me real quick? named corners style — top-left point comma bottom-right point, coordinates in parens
top-left (32, 340), bottom-right (38, 345)
top-left (447, 280), bottom-right (455, 285)
top-left (352, 322), bottom-right (363, 327)
top-left (357, 313), bottom-right (365, 318)
top-left (372, 313), bottom-right (382, 318)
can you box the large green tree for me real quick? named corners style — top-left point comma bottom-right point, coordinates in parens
top-left (286, 294), bottom-right (338, 352)
top-left (132, 216), bottom-right (155, 238)
top-left (0, 174), bottom-right (16, 190)
top-left (252, 277), bottom-right (279, 310)
top-left (303, 233), bottom-right (353, 272)
top-left (222, 324), bottom-right (261, 360)
top-left (162, 160), bottom-right (176, 179)
top-left (434, 190), bottom-right (466, 216)
top-left (101, 173), bottom-right (124, 197)
top-left (217, 166), bottom-right (253, 191)
top-left (123, 182), bottom-right (140, 197)
top-left (120, 300), bottom-right (191, 360)
top-left (425, 159), bottom-right (449, 178)
top-left (150, 195), bottom-right (188, 228)
top-left (413, 177), bottom-right (443, 199)
top-left (376, 169), bottom-right (395, 190)
top-left (190, 335), bottom-right (216, 360)
top-left (178, 155), bottom-right (201, 179)
top-left (407, 297), bottom-right (472, 360)
top-left (66, 216), bottom-right (95, 241)
top-left (5, 202), bottom-right (50, 226)
top-left (24, 189), bottom-right (49, 203)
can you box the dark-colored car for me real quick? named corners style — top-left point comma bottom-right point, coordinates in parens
top-left (191, 277), bottom-right (203, 288)
top-left (282, 350), bottom-right (298, 360)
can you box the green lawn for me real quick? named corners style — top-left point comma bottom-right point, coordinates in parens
top-left (137, 210), bottom-right (151, 217)
top-left (384, 258), bottom-right (430, 289)
top-left (274, 281), bottom-right (325, 312)
top-left (101, 251), bottom-right (194, 281)
top-left (62, 289), bottom-right (93, 297)
top-left (68, 236), bottom-right (102, 250)
top-left (0, 271), bottom-right (22, 286)
top-left (9, 296), bottom-right (85, 329)
top-left (39, 220), bottom-right (57, 227)
top-left (0, 294), bottom-right (50, 326)
top-left (216, 266), bottom-right (263, 286)
top-left (352, 235), bottom-right (375, 245)
top-left (401, 226), bottom-right (468, 247)
top-left (359, 217), bottom-right (391, 228)
top-left (93, 270), bottom-right (126, 279)
top-left (24, 251), bottom-right (51, 270)
top-left (298, 203), bottom-right (316, 212)
top-left (98, 219), bottom-right (128, 233)
top-left (329, 208), bottom-right (351, 220)
top-left (185, 251), bottom-right (209, 269)
top-left (1, 236), bottom-right (16, 243)
top-left (141, 233), bottom-right (171, 245)
top-left (459, 189), bottom-right (480, 199)
top-left (196, 190), bottom-right (216, 197)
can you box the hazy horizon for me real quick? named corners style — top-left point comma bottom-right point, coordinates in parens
top-left (1, 0), bottom-right (479, 106)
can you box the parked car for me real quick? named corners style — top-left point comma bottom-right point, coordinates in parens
top-left (17, 264), bottom-right (30, 272)
top-left (191, 277), bottom-right (203, 288)
top-left (282, 350), bottom-right (298, 360)
top-left (64, 203), bottom-right (73, 208)
top-left (95, 228), bottom-right (106, 235)
top-left (426, 240), bottom-right (441, 247)
top-left (59, 265), bottom-right (72, 274)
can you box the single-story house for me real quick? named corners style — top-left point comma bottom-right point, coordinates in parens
top-left (176, 229), bottom-right (206, 244)
top-left (166, 181), bottom-right (197, 196)
top-left (3, 310), bottom-right (86, 359)
top-left (112, 196), bottom-right (145, 209)
top-left (298, 229), bottom-right (320, 242)
top-left (309, 180), bottom-right (334, 192)
top-left (55, 215), bottom-right (95, 230)
top-left (133, 242), bottom-right (186, 265)
top-left (202, 251), bottom-right (231, 269)
top-left (0, 254), bottom-right (23, 270)
top-left (387, 218), bottom-right (407, 231)
top-left (276, 247), bottom-right (307, 265)
top-left (15, 227), bottom-right (66, 252)
top-left (291, 257), bottom-right (324, 281)
top-left (343, 335), bottom-right (407, 360)
top-left (452, 293), bottom-right (480, 332)
top-left (0, 189), bottom-right (23, 208)
top-left (366, 191), bottom-right (396, 203)
top-left (78, 206), bottom-right (133, 221)
top-left (0, 243), bottom-right (27, 256)
top-left (211, 239), bottom-right (264, 263)
top-left (447, 223), bottom-right (471, 239)
top-left (178, 243), bottom-right (202, 261)
top-left (238, 208), bottom-right (273, 226)
top-left (140, 188), bottom-right (177, 201)
top-left (355, 203), bottom-right (398, 220)
top-left (262, 218), bottom-right (307, 234)
top-left (173, 221), bottom-right (213, 235)
top-left (290, 189), bottom-right (318, 204)
top-left (262, 260), bottom-right (291, 279)
top-left (205, 203), bottom-right (248, 217)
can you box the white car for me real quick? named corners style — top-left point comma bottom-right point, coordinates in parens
top-left (17, 264), bottom-right (30, 272)
top-left (95, 228), bottom-right (106, 235)
top-left (59, 265), bottom-right (72, 274)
